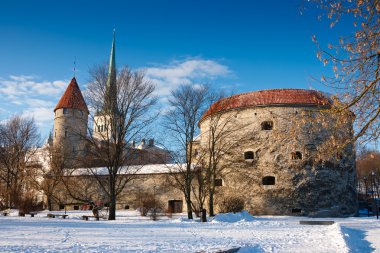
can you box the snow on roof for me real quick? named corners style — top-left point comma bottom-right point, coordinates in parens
top-left (193, 134), bottom-right (201, 142)
top-left (68, 163), bottom-right (192, 176)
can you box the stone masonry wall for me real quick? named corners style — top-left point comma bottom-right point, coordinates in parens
top-left (53, 108), bottom-right (88, 156)
top-left (199, 105), bottom-right (357, 217)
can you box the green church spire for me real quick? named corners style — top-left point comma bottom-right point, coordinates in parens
top-left (104, 29), bottom-right (117, 113)
top-left (107, 29), bottom-right (116, 90)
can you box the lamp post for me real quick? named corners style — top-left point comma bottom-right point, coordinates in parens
top-left (371, 171), bottom-right (379, 219)
top-left (364, 176), bottom-right (369, 217)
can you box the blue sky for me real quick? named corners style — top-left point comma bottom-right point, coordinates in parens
top-left (0, 0), bottom-right (349, 140)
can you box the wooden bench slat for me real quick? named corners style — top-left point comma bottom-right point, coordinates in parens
top-left (47, 214), bottom-right (68, 219)
top-left (300, 220), bottom-right (335, 225)
top-left (82, 215), bottom-right (99, 221)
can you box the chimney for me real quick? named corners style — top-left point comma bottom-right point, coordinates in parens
top-left (148, 139), bottom-right (154, 147)
top-left (131, 140), bottom-right (135, 148)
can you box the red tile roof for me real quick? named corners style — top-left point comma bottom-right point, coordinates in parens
top-left (200, 89), bottom-right (332, 122)
top-left (54, 77), bottom-right (88, 113)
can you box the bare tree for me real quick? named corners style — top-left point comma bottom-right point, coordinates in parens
top-left (197, 92), bottom-right (247, 216)
top-left (0, 116), bottom-right (40, 209)
top-left (163, 84), bottom-right (209, 219)
top-left (71, 65), bottom-right (157, 220)
top-left (29, 138), bottom-right (66, 211)
top-left (309, 0), bottom-right (380, 144)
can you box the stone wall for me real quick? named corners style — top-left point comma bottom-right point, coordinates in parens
top-left (53, 108), bottom-right (88, 156)
top-left (51, 173), bottom-right (185, 213)
top-left (199, 105), bottom-right (357, 217)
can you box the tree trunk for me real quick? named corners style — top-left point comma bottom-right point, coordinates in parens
top-left (108, 174), bottom-right (116, 220)
top-left (185, 182), bottom-right (193, 219)
top-left (47, 196), bottom-right (52, 211)
top-left (186, 200), bottom-right (193, 219)
top-left (108, 193), bottom-right (116, 220)
top-left (209, 190), bottom-right (214, 216)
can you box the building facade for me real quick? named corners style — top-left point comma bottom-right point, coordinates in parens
top-left (196, 89), bottom-right (357, 217)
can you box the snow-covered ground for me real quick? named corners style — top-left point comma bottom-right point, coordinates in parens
top-left (0, 210), bottom-right (379, 253)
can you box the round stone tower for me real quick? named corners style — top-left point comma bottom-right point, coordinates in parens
top-left (198, 89), bottom-right (357, 217)
top-left (53, 77), bottom-right (89, 159)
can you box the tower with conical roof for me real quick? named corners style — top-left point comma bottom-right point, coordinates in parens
top-left (93, 30), bottom-right (119, 141)
top-left (53, 77), bottom-right (89, 158)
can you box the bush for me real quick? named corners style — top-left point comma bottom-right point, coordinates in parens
top-left (18, 194), bottom-right (42, 215)
top-left (135, 192), bottom-right (164, 220)
top-left (218, 195), bottom-right (245, 213)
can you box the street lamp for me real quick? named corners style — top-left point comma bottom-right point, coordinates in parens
top-left (371, 171), bottom-right (379, 219)
top-left (363, 176), bottom-right (370, 217)
top-left (363, 176), bottom-right (368, 200)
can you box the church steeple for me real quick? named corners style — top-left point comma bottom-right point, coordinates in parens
top-left (104, 29), bottom-right (117, 113)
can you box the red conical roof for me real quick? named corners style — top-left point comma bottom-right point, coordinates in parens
top-left (54, 77), bottom-right (88, 113)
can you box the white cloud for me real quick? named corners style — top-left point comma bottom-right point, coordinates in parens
top-left (9, 75), bottom-right (36, 82)
top-left (25, 98), bottom-right (55, 107)
top-left (0, 75), bottom-right (68, 137)
top-left (0, 75), bottom-right (67, 98)
top-left (143, 59), bottom-right (231, 97)
top-left (22, 107), bottom-right (53, 125)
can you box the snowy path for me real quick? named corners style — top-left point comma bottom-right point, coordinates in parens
top-left (0, 211), bottom-right (378, 252)
top-left (337, 217), bottom-right (380, 253)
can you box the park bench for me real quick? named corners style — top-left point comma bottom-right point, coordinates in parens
top-left (82, 215), bottom-right (99, 221)
top-left (2, 210), bottom-right (10, 216)
top-left (29, 212), bottom-right (38, 217)
top-left (299, 220), bottom-right (335, 225)
top-left (47, 213), bottom-right (68, 219)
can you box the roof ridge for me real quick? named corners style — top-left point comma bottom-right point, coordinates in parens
top-left (200, 89), bottom-right (332, 124)
top-left (224, 88), bottom-right (320, 99)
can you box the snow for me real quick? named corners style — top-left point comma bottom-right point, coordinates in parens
top-left (70, 163), bottom-right (191, 176)
top-left (212, 210), bottom-right (254, 223)
top-left (0, 210), bottom-right (379, 253)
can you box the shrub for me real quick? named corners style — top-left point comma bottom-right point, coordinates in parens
top-left (135, 192), bottom-right (163, 220)
top-left (18, 194), bottom-right (42, 215)
top-left (218, 195), bottom-right (245, 213)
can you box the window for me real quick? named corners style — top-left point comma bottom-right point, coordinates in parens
top-left (262, 176), bottom-right (275, 185)
top-left (244, 151), bottom-right (254, 160)
top-left (97, 126), bottom-right (101, 132)
top-left (291, 151), bottom-right (302, 160)
top-left (261, 121), bottom-right (273, 130)
top-left (64, 129), bottom-right (68, 137)
top-left (292, 208), bottom-right (302, 213)
top-left (63, 108), bottom-right (68, 114)
top-left (214, 179), bottom-right (223, 187)
top-left (100, 125), bottom-right (104, 132)
top-left (194, 149), bottom-right (199, 157)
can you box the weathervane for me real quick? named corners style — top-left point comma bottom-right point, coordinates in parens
top-left (73, 56), bottom-right (77, 77)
